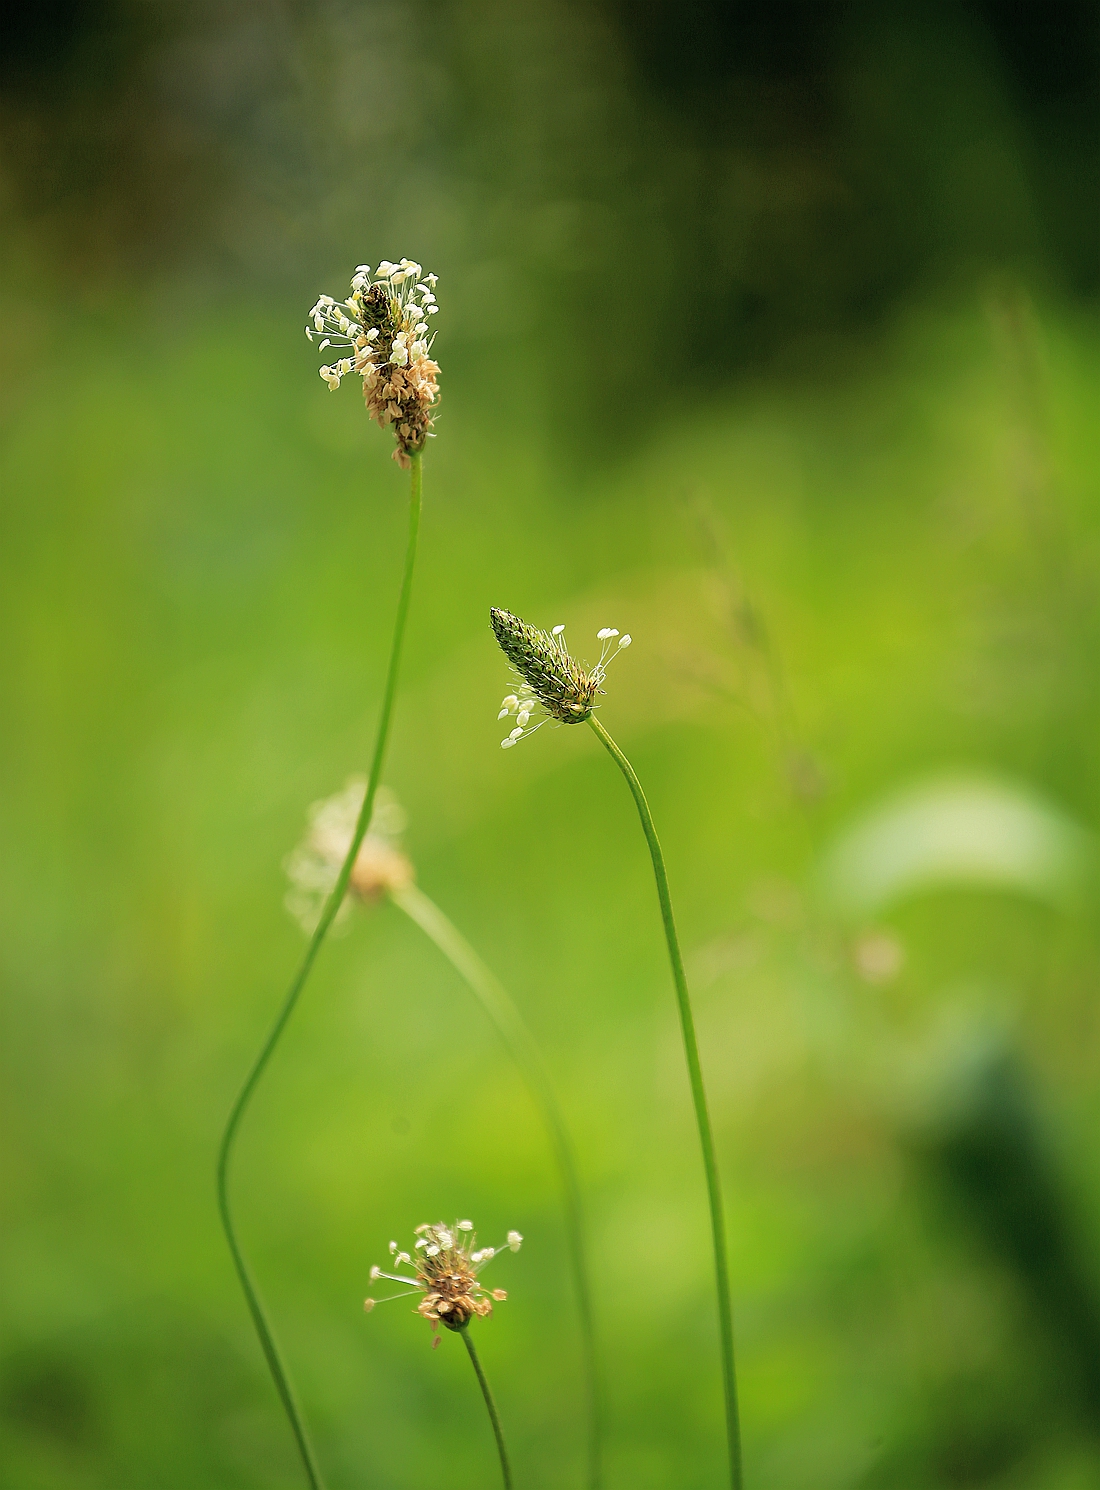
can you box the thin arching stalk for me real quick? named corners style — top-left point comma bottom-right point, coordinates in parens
top-left (216, 454), bottom-right (424, 1489)
top-left (587, 713), bottom-right (744, 1490)
top-left (459, 1325), bottom-right (513, 1490)
top-left (391, 880), bottom-right (603, 1489)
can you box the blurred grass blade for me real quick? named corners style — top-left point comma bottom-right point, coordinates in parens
top-left (820, 775), bottom-right (1094, 918)
top-left (216, 454), bottom-right (423, 1488)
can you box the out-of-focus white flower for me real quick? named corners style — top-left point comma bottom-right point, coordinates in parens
top-left (283, 779), bottom-right (413, 933)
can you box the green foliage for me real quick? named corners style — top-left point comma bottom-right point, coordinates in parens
top-left (2, 272), bottom-right (1099, 1487)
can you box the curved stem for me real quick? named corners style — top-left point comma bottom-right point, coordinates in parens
top-left (391, 882), bottom-right (602, 1488)
top-left (216, 454), bottom-right (423, 1489)
top-left (459, 1325), bottom-right (513, 1490)
top-left (587, 714), bottom-right (743, 1490)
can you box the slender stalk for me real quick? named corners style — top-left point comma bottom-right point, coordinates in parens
top-left (391, 881), bottom-right (602, 1489)
top-left (587, 714), bottom-right (743, 1490)
top-left (459, 1325), bottom-right (513, 1490)
top-left (216, 454), bottom-right (424, 1489)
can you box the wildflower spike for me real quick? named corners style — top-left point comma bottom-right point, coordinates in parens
top-left (490, 608), bottom-right (632, 747)
top-left (283, 780), bottom-right (413, 933)
top-left (306, 259), bottom-right (440, 467)
top-left (364, 1220), bottom-right (522, 1336)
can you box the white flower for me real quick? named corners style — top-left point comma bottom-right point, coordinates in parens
top-left (283, 779), bottom-right (412, 934)
top-left (492, 616), bottom-right (633, 748)
top-left (305, 258), bottom-right (441, 465)
top-left (362, 1220), bottom-right (522, 1335)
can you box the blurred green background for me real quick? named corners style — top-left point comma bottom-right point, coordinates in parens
top-left (2, 2), bottom-right (1099, 1486)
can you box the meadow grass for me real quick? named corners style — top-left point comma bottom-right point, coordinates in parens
top-left (3, 283), bottom-right (1099, 1487)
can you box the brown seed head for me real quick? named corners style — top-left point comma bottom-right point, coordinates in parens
top-left (363, 1220), bottom-right (523, 1337)
top-left (307, 259), bottom-right (440, 466)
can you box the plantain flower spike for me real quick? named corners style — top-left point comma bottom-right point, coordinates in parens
top-left (306, 259), bottom-right (440, 467)
top-left (283, 779), bottom-right (413, 933)
top-left (363, 1220), bottom-right (522, 1341)
top-left (490, 608), bottom-right (631, 748)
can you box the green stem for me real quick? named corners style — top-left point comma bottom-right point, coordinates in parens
top-left (587, 714), bottom-right (743, 1490)
top-left (459, 1325), bottom-right (513, 1490)
top-left (391, 882), bottom-right (602, 1489)
top-left (216, 453), bottom-right (424, 1489)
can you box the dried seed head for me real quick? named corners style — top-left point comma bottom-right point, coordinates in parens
top-left (283, 780), bottom-right (413, 933)
top-left (362, 1219), bottom-right (522, 1337)
top-left (306, 260), bottom-right (440, 467)
top-left (490, 609), bottom-right (632, 748)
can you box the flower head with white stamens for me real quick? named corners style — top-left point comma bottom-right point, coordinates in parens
top-left (363, 1220), bottom-right (522, 1337)
top-left (306, 259), bottom-right (440, 467)
top-left (283, 779), bottom-right (413, 933)
top-left (490, 608), bottom-right (632, 748)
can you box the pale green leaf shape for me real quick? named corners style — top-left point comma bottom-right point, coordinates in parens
top-left (819, 775), bottom-right (1095, 918)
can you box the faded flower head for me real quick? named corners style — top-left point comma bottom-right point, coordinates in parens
top-left (490, 608), bottom-right (631, 748)
top-left (363, 1220), bottom-right (523, 1337)
top-left (283, 779), bottom-right (413, 933)
top-left (307, 259), bottom-right (440, 467)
